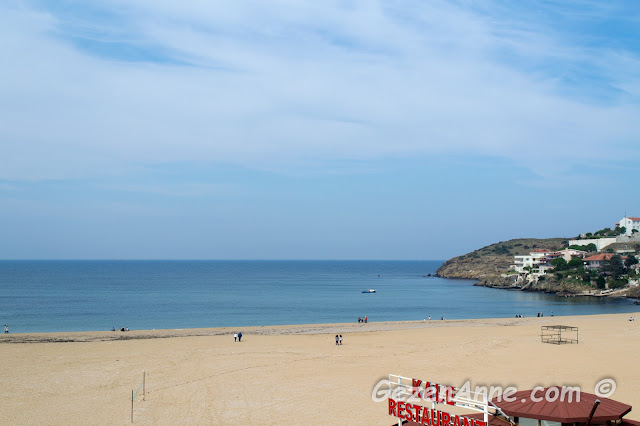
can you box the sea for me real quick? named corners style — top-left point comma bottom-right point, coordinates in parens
top-left (1, 260), bottom-right (639, 333)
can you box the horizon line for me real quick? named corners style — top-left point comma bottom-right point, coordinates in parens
top-left (0, 258), bottom-right (446, 262)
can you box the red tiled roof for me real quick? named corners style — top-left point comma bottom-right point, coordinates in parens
top-left (493, 388), bottom-right (631, 423)
top-left (627, 217), bottom-right (640, 221)
top-left (395, 388), bottom-right (636, 426)
top-left (583, 254), bottom-right (627, 261)
top-left (583, 254), bottom-right (614, 261)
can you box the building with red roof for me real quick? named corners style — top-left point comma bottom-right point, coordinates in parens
top-left (619, 217), bottom-right (640, 236)
top-left (494, 388), bottom-right (633, 425)
top-left (395, 387), bottom-right (639, 426)
top-left (583, 253), bottom-right (627, 270)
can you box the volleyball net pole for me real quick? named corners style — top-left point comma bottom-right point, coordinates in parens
top-left (131, 371), bottom-right (145, 423)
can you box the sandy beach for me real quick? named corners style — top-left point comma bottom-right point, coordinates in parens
top-left (1, 313), bottom-right (639, 425)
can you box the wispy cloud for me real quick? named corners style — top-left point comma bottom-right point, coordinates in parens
top-left (97, 182), bottom-right (234, 197)
top-left (1, 0), bottom-right (639, 185)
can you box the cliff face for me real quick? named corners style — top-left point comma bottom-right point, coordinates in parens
top-left (436, 254), bottom-right (512, 280)
top-left (436, 238), bottom-right (568, 281)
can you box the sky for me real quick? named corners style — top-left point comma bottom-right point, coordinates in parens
top-left (1, 0), bottom-right (639, 260)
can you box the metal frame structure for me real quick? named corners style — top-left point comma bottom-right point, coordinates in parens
top-left (540, 325), bottom-right (579, 344)
top-left (389, 374), bottom-right (492, 426)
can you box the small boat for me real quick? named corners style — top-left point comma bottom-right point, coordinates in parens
top-left (362, 289), bottom-right (376, 293)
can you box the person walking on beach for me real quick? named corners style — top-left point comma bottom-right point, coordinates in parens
top-left (335, 335), bottom-right (339, 345)
top-left (238, 332), bottom-right (242, 342)
top-left (364, 316), bottom-right (367, 323)
top-left (339, 335), bottom-right (343, 345)
top-left (4, 324), bottom-right (8, 334)
top-left (234, 332), bottom-right (238, 342)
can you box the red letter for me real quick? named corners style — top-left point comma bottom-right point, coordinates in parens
top-left (421, 406), bottom-right (431, 425)
top-left (452, 414), bottom-right (461, 426)
top-left (388, 398), bottom-right (397, 416)
top-left (435, 383), bottom-right (442, 402)
top-left (446, 386), bottom-right (455, 405)
top-left (424, 382), bottom-right (433, 400)
top-left (442, 411), bottom-right (451, 426)
top-left (406, 404), bottom-right (414, 421)
top-left (413, 379), bottom-right (423, 398)
top-left (415, 405), bottom-right (423, 423)
top-left (474, 421), bottom-right (487, 426)
top-left (398, 401), bottom-right (405, 419)
top-left (432, 410), bottom-right (440, 426)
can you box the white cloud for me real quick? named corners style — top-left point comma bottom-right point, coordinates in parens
top-left (1, 0), bottom-right (639, 183)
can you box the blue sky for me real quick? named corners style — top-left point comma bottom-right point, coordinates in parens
top-left (1, 0), bottom-right (639, 259)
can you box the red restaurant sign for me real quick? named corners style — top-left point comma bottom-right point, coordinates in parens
top-left (387, 376), bottom-right (488, 426)
top-left (388, 398), bottom-right (487, 426)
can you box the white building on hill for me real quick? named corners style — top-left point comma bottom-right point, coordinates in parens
top-left (617, 217), bottom-right (640, 236)
top-left (512, 248), bottom-right (587, 275)
top-left (512, 249), bottom-right (551, 274)
top-left (544, 248), bottom-right (588, 262)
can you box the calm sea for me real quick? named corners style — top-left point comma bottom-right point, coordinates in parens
top-left (1, 260), bottom-right (638, 333)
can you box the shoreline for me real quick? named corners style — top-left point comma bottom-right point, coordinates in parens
top-left (475, 279), bottom-right (638, 297)
top-left (0, 313), bottom-right (626, 343)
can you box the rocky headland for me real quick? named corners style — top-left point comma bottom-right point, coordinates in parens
top-left (436, 238), bottom-right (564, 278)
top-left (437, 237), bottom-right (639, 297)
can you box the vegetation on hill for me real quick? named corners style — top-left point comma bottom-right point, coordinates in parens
top-left (576, 225), bottom-right (630, 239)
top-left (436, 238), bottom-right (568, 280)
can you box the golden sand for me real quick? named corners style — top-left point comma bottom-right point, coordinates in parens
top-left (1, 313), bottom-right (638, 425)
